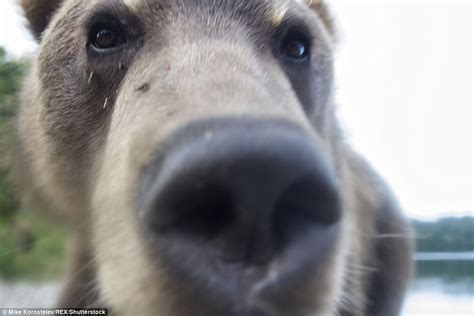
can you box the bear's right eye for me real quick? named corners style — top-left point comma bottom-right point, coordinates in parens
top-left (95, 29), bottom-right (119, 48)
top-left (89, 24), bottom-right (126, 52)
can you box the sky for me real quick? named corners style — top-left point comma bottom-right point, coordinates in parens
top-left (0, 0), bottom-right (472, 220)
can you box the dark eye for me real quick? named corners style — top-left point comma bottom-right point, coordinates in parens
top-left (89, 26), bottom-right (125, 51)
top-left (278, 31), bottom-right (311, 63)
top-left (283, 40), bottom-right (308, 59)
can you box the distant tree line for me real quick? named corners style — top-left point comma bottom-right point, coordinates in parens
top-left (413, 216), bottom-right (474, 252)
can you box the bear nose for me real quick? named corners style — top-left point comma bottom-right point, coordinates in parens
top-left (140, 118), bottom-right (341, 265)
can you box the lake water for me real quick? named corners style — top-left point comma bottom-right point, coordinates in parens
top-left (0, 253), bottom-right (473, 314)
top-left (403, 252), bottom-right (474, 315)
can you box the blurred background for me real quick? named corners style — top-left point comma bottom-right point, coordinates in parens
top-left (0, 0), bottom-right (472, 314)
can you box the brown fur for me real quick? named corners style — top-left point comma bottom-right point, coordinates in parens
top-left (15, 0), bottom-right (413, 315)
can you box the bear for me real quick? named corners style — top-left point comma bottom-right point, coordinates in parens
top-left (14, 0), bottom-right (413, 315)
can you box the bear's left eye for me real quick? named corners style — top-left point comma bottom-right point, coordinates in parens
top-left (279, 31), bottom-right (311, 63)
top-left (89, 25), bottom-right (125, 51)
top-left (282, 39), bottom-right (308, 60)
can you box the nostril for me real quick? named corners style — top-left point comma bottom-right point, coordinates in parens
top-left (273, 177), bottom-right (340, 250)
top-left (155, 184), bottom-right (236, 239)
top-left (277, 177), bottom-right (340, 224)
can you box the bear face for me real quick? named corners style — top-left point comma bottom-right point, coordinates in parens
top-left (15, 1), bottom-right (413, 315)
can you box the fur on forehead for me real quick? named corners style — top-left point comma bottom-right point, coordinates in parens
top-left (22, 0), bottom-right (336, 42)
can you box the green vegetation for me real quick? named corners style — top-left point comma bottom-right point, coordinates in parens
top-left (0, 47), bottom-right (26, 117)
top-left (0, 211), bottom-right (66, 280)
top-left (0, 47), bottom-right (25, 220)
top-left (413, 217), bottom-right (474, 252)
top-left (0, 47), bottom-right (66, 281)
